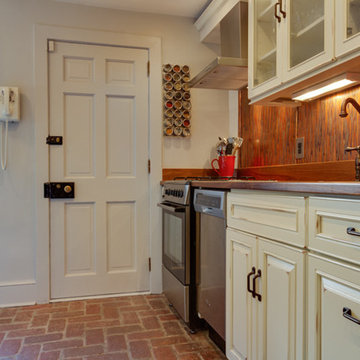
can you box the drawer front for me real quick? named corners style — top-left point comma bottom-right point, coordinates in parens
top-left (309, 197), bottom-right (360, 265)
top-left (227, 190), bottom-right (306, 247)
top-left (308, 254), bottom-right (360, 360)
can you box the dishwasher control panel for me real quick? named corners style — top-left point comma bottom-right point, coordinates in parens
top-left (193, 189), bottom-right (226, 218)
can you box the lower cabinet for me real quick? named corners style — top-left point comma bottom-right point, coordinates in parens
top-left (226, 228), bottom-right (305, 360)
top-left (308, 254), bottom-right (360, 360)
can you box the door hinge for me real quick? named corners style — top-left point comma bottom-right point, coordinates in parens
top-left (48, 40), bottom-right (55, 53)
top-left (147, 61), bottom-right (150, 77)
top-left (148, 159), bottom-right (151, 174)
top-left (148, 257), bottom-right (152, 272)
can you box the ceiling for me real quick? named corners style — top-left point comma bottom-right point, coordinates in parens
top-left (55, 0), bottom-right (212, 18)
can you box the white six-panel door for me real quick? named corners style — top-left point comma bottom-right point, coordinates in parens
top-left (48, 41), bottom-right (150, 299)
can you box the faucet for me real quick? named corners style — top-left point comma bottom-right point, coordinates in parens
top-left (339, 97), bottom-right (360, 117)
top-left (345, 146), bottom-right (360, 181)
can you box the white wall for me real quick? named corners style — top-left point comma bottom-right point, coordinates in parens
top-left (0, 0), bottom-right (229, 305)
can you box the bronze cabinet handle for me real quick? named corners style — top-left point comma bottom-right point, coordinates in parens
top-left (274, 2), bottom-right (281, 23)
top-left (343, 307), bottom-right (360, 325)
top-left (252, 269), bottom-right (262, 302)
top-left (346, 227), bottom-right (360, 237)
top-left (247, 267), bottom-right (256, 296)
top-left (279, 0), bottom-right (286, 18)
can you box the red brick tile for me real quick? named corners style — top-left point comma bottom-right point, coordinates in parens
top-left (52, 311), bottom-right (84, 319)
top-left (39, 350), bottom-right (61, 360)
top-left (103, 307), bottom-right (118, 319)
top-left (158, 314), bottom-right (178, 321)
top-left (16, 344), bottom-right (41, 360)
top-left (0, 339), bottom-right (22, 356)
top-left (63, 344), bottom-right (104, 358)
top-left (163, 321), bottom-right (184, 336)
top-left (0, 332), bottom-right (5, 343)
top-left (199, 350), bottom-right (226, 360)
top-left (141, 316), bottom-right (160, 329)
top-left (107, 334), bottom-right (126, 352)
top-left (0, 318), bottom-right (12, 324)
top-left (69, 301), bottom-right (85, 312)
top-left (86, 328), bottom-right (104, 345)
top-left (87, 353), bottom-right (129, 360)
top-left (7, 328), bottom-right (45, 338)
top-left (86, 320), bottom-right (120, 329)
top-left (151, 335), bottom-right (188, 347)
top-left (120, 305), bottom-right (150, 312)
top-left (178, 354), bottom-right (202, 360)
top-left (127, 329), bottom-right (164, 341)
top-left (42, 339), bottom-right (83, 351)
top-left (153, 346), bottom-right (177, 360)
top-left (129, 340), bottom-right (151, 359)
top-left (0, 323), bottom-right (28, 332)
top-left (0, 309), bottom-right (17, 318)
top-left (24, 333), bottom-right (62, 344)
top-left (31, 314), bottom-right (50, 327)
top-left (68, 315), bottom-right (102, 323)
top-left (107, 325), bottom-right (142, 335)
top-left (86, 304), bottom-right (100, 315)
top-left (138, 309), bottom-right (170, 317)
top-left (174, 342), bottom-right (203, 353)
top-left (122, 312), bottom-right (140, 324)
top-left (149, 300), bottom-right (166, 309)
top-left (13, 310), bottom-right (34, 322)
top-left (66, 323), bottom-right (85, 337)
top-left (48, 319), bottom-right (66, 332)
top-left (36, 306), bottom-right (68, 314)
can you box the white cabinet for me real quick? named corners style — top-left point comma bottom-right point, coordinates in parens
top-left (308, 254), bottom-right (360, 360)
top-left (226, 190), bottom-right (306, 360)
top-left (249, 0), bottom-right (334, 100)
top-left (335, 0), bottom-right (360, 58)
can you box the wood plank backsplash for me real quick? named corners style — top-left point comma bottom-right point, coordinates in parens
top-left (239, 85), bottom-right (360, 167)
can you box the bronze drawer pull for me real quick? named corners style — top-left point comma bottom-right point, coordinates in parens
top-left (343, 307), bottom-right (360, 325)
top-left (346, 227), bottom-right (360, 237)
top-left (252, 269), bottom-right (262, 302)
top-left (247, 267), bottom-right (256, 296)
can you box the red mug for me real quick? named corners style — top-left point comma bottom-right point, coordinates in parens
top-left (211, 155), bottom-right (235, 177)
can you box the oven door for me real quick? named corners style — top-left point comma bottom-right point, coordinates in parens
top-left (158, 202), bottom-right (190, 285)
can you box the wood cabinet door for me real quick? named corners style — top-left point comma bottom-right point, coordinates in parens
top-left (335, 0), bottom-right (360, 58)
top-left (226, 229), bottom-right (257, 360)
top-left (257, 238), bottom-right (306, 360)
top-left (308, 254), bottom-right (360, 360)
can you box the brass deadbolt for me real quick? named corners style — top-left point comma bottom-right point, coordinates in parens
top-left (64, 185), bottom-right (72, 193)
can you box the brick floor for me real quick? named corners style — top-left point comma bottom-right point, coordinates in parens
top-left (0, 294), bottom-right (226, 359)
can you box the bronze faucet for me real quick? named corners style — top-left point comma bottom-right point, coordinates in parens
top-left (339, 97), bottom-right (360, 117)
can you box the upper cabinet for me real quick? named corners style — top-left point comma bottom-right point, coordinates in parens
top-left (249, 0), bottom-right (334, 100)
top-left (249, 0), bottom-right (360, 104)
top-left (335, 0), bottom-right (360, 57)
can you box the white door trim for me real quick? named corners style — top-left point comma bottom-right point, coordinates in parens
top-left (34, 24), bottom-right (162, 303)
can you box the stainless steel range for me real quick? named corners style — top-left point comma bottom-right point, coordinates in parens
top-left (158, 180), bottom-right (198, 330)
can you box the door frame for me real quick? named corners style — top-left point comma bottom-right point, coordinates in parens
top-left (34, 24), bottom-right (162, 303)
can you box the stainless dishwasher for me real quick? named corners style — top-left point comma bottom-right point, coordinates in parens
top-left (194, 189), bottom-right (227, 349)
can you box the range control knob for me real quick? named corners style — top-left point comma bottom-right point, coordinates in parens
top-left (179, 190), bottom-right (184, 197)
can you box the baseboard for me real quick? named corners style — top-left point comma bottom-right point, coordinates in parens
top-left (0, 282), bottom-right (36, 308)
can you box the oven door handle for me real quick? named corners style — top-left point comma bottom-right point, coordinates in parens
top-left (157, 203), bottom-right (185, 213)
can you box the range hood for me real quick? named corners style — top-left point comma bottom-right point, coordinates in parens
top-left (189, 1), bottom-right (248, 90)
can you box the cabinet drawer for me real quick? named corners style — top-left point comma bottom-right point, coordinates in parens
top-left (308, 254), bottom-right (360, 360)
top-left (227, 190), bottom-right (306, 247)
top-left (309, 197), bottom-right (360, 265)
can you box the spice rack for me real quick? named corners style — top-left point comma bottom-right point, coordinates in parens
top-left (162, 64), bottom-right (191, 137)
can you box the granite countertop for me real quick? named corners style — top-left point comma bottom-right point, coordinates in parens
top-left (190, 180), bottom-right (360, 196)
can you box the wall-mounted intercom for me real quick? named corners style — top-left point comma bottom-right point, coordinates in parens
top-left (0, 87), bottom-right (20, 170)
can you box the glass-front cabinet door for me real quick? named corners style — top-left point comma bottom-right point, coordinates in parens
top-left (284, 0), bottom-right (334, 81)
top-left (249, 0), bottom-right (282, 98)
top-left (335, 0), bottom-right (360, 57)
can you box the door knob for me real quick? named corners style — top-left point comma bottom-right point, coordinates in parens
top-left (64, 185), bottom-right (72, 193)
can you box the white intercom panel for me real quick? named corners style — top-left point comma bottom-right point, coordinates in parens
top-left (0, 87), bottom-right (20, 122)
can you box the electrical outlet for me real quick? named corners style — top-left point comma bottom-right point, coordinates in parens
top-left (296, 137), bottom-right (304, 159)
